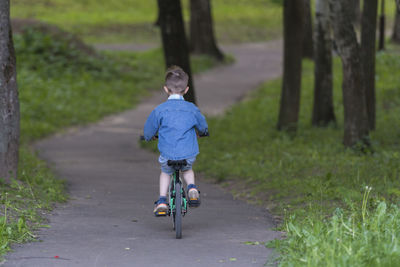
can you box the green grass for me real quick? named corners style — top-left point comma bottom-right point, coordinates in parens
top-left (11, 0), bottom-right (284, 44)
top-left (11, 0), bottom-right (398, 44)
top-left (16, 27), bottom-right (230, 142)
top-left (0, 26), bottom-right (227, 257)
top-left (270, 200), bottom-right (400, 266)
top-left (194, 52), bottom-right (400, 265)
top-left (0, 147), bottom-right (66, 256)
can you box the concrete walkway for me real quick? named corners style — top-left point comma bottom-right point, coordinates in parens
top-left (4, 41), bottom-right (283, 267)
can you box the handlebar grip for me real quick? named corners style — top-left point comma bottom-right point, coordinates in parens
top-left (140, 135), bottom-right (158, 141)
top-left (199, 130), bottom-right (210, 137)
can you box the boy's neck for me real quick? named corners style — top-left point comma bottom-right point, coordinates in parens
top-left (168, 94), bottom-right (184, 100)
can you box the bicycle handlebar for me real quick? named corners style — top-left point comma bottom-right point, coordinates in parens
top-left (140, 135), bottom-right (158, 141)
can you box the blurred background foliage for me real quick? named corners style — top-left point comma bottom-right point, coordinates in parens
top-left (10, 0), bottom-right (397, 44)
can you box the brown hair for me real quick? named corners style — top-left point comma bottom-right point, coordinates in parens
top-left (164, 66), bottom-right (189, 94)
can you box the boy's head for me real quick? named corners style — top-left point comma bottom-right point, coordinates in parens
top-left (164, 66), bottom-right (189, 95)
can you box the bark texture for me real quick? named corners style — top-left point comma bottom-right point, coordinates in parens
top-left (350, 0), bottom-right (361, 24)
top-left (277, 0), bottom-right (304, 132)
top-left (190, 0), bottom-right (224, 61)
top-left (0, 0), bottom-right (20, 181)
top-left (361, 0), bottom-right (378, 130)
top-left (157, 0), bottom-right (196, 104)
top-left (329, 0), bottom-right (370, 147)
top-left (393, 1), bottom-right (400, 43)
top-left (302, 0), bottom-right (314, 59)
top-left (312, 0), bottom-right (335, 126)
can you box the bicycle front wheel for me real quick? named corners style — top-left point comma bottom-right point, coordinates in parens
top-left (174, 182), bottom-right (182, 239)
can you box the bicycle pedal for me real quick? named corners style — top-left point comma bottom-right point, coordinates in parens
top-left (155, 211), bottom-right (168, 217)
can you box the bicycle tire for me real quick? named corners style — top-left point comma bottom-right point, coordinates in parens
top-left (174, 182), bottom-right (182, 239)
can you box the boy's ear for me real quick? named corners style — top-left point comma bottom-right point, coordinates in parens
top-left (163, 86), bottom-right (170, 94)
top-left (184, 86), bottom-right (189, 95)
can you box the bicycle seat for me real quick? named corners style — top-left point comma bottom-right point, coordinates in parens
top-left (167, 160), bottom-right (187, 170)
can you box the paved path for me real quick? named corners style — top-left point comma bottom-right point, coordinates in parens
top-left (4, 41), bottom-right (282, 267)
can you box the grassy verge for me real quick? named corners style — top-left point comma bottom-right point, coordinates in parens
top-left (195, 52), bottom-right (400, 265)
top-left (11, 0), bottom-right (398, 44)
top-left (0, 148), bottom-right (66, 256)
top-left (11, 0), bottom-right (284, 44)
top-left (0, 26), bottom-right (228, 257)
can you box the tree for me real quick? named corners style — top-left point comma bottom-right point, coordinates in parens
top-left (378, 0), bottom-right (386, 50)
top-left (392, 0), bottom-right (400, 43)
top-left (277, 0), bottom-right (305, 132)
top-left (361, 0), bottom-right (378, 130)
top-left (312, 0), bottom-right (335, 126)
top-left (350, 0), bottom-right (361, 24)
top-left (302, 0), bottom-right (314, 59)
top-left (329, 0), bottom-right (370, 147)
top-left (0, 0), bottom-right (20, 181)
top-left (190, 0), bottom-right (224, 61)
top-left (157, 0), bottom-right (196, 104)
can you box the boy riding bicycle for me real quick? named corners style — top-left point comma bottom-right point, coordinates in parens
top-left (143, 66), bottom-right (208, 216)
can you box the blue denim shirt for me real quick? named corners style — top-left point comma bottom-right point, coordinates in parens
top-left (143, 95), bottom-right (208, 160)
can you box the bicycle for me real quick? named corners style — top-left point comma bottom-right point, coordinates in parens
top-left (140, 132), bottom-right (208, 239)
top-left (166, 159), bottom-right (188, 239)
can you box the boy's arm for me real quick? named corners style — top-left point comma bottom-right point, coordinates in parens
top-left (194, 107), bottom-right (208, 135)
top-left (143, 109), bottom-right (159, 141)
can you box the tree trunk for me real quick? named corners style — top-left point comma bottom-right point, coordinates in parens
top-left (351, 0), bottom-right (361, 24)
top-left (302, 0), bottom-right (314, 59)
top-left (0, 0), bottom-right (20, 182)
top-left (361, 0), bottom-right (378, 130)
top-left (157, 0), bottom-right (196, 104)
top-left (329, 0), bottom-right (370, 147)
top-left (378, 0), bottom-right (386, 50)
top-left (190, 0), bottom-right (224, 61)
top-left (277, 0), bottom-right (305, 133)
top-left (392, 1), bottom-right (400, 43)
top-left (312, 0), bottom-right (335, 126)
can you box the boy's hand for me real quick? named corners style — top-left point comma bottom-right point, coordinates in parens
top-left (198, 129), bottom-right (209, 137)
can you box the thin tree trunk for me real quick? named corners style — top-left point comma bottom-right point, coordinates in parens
top-left (157, 0), bottom-right (196, 104)
top-left (312, 0), bottom-right (335, 126)
top-left (277, 0), bottom-right (305, 133)
top-left (303, 0), bottom-right (314, 59)
top-left (361, 0), bottom-right (378, 130)
top-left (392, 0), bottom-right (400, 43)
top-left (190, 0), bottom-right (224, 61)
top-left (329, 0), bottom-right (370, 147)
top-left (0, 0), bottom-right (20, 181)
top-left (378, 0), bottom-right (386, 50)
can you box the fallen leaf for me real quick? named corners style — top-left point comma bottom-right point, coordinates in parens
top-left (243, 241), bottom-right (260, 245)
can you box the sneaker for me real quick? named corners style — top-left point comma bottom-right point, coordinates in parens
top-left (187, 185), bottom-right (201, 208)
top-left (153, 198), bottom-right (168, 216)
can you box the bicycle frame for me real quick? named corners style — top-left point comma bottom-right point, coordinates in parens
top-left (168, 169), bottom-right (187, 216)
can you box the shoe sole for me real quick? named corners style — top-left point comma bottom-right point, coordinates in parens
top-left (188, 189), bottom-right (201, 207)
top-left (154, 204), bottom-right (168, 217)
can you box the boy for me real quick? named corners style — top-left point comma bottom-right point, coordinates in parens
top-left (143, 66), bottom-right (208, 216)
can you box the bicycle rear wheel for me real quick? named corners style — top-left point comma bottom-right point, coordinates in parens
top-left (174, 182), bottom-right (182, 239)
